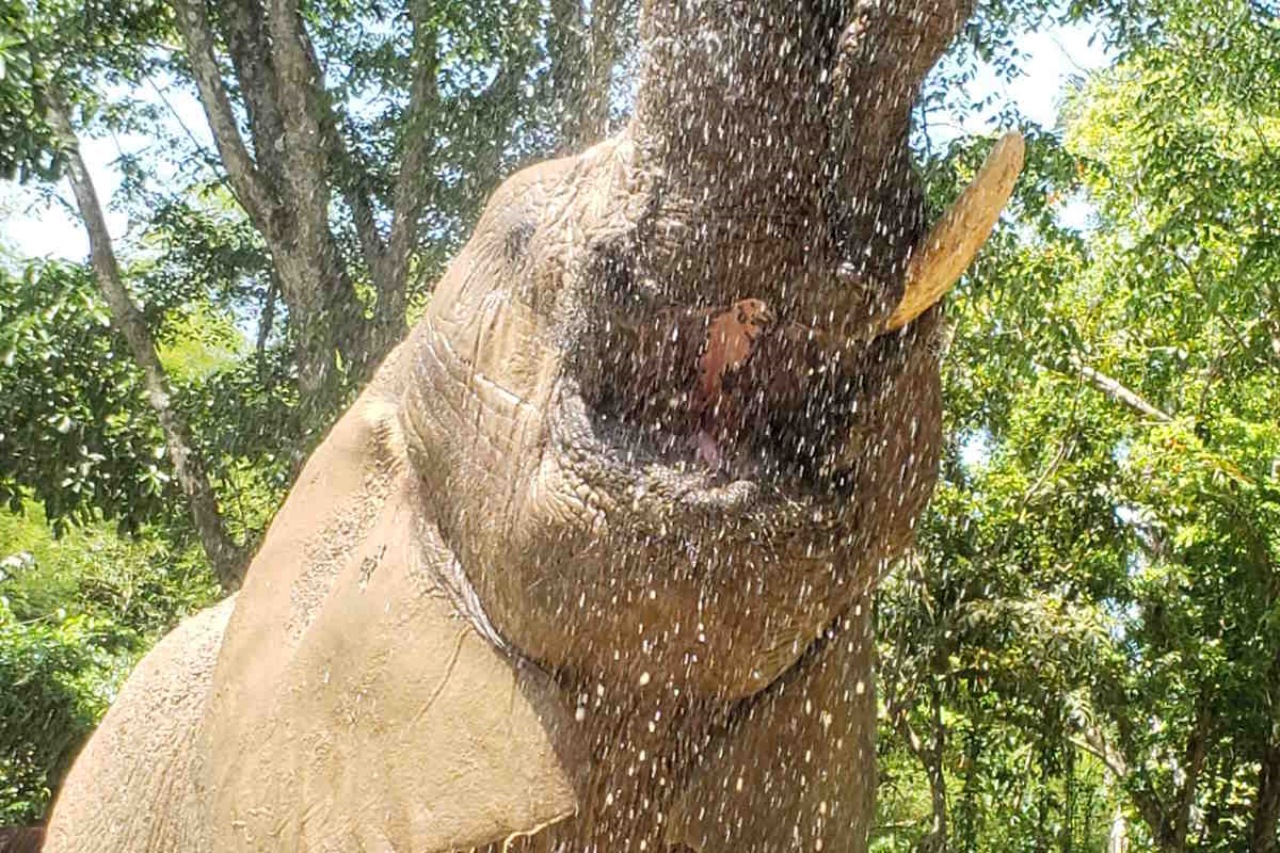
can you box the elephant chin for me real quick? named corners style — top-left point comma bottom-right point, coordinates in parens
top-left (467, 306), bottom-right (946, 699)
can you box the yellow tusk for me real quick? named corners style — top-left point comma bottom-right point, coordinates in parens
top-left (883, 131), bottom-right (1026, 332)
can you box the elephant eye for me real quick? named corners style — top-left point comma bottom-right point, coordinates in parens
top-left (503, 220), bottom-right (536, 262)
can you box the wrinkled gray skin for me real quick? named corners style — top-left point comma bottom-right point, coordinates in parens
top-left (46, 1), bottom-right (980, 850)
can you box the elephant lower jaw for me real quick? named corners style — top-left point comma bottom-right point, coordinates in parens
top-left (408, 306), bottom-right (924, 700)
top-left (517, 378), bottom-right (878, 699)
top-left (552, 386), bottom-right (766, 516)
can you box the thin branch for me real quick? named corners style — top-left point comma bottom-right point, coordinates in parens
top-left (1169, 248), bottom-right (1253, 361)
top-left (344, 165), bottom-right (389, 280)
top-left (585, 0), bottom-right (624, 141)
top-left (288, 11), bottom-right (388, 283)
top-left (46, 98), bottom-right (245, 589)
top-left (1067, 693), bottom-right (1136, 787)
top-left (1172, 699), bottom-right (1212, 847)
top-left (1073, 360), bottom-right (1175, 423)
top-left (1069, 732), bottom-right (1129, 781)
top-left (382, 8), bottom-right (441, 320)
top-left (256, 271), bottom-right (279, 373)
top-left (1251, 641), bottom-right (1280, 852)
top-left (144, 73), bottom-right (218, 166)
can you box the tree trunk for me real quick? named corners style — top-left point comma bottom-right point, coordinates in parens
top-left (547, 0), bottom-right (625, 149)
top-left (912, 679), bottom-right (950, 853)
top-left (1170, 701), bottom-right (1211, 850)
top-left (1092, 682), bottom-right (1209, 853)
top-left (1254, 742), bottom-right (1280, 852)
top-left (173, 0), bottom-right (406, 414)
top-left (1107, 803), bottom-right (1129, 853)
top-left (47, 102), bottom-right (245, 590)
top-left (1253, 641), bottom-right (1280, 852)
top-left (173, 0), bottom-right (633, 416)
top-left (888, 707), bottom-right (949, 853)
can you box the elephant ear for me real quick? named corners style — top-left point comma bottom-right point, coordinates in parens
top-left (202, 340), bottom-right (580, 852)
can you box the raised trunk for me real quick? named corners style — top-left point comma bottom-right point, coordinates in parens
top-left (47, 103), bottom-right (245, 590)
top-left (629, 0), bottom-right (974, 342)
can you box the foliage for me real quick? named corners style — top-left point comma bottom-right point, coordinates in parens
top-left (0, 505), bottom-right (218, 824)
top-left (876, 2), bottom-right (1280, 847)
top-left (0, 0), bottom-right (170, 181)
top-left (0, 261), bottom-right (168, 532)
top-left (0, 251), bottom-right (295, 540)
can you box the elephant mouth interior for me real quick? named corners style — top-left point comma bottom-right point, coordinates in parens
top-left (568, 299), bottom-right (869, 499)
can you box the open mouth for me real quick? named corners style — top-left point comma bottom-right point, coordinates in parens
top-left (552, 131), bottom-right (1025, 518)
top-left (566, 295), bottom-right (869, 508)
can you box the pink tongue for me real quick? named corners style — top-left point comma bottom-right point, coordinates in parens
top-left (695, 429), bottom-right (722, 469)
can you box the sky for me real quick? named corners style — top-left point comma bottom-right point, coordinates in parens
top-left (0, 21), bottom-right (1110, 264)
top-left (960, 23), bottom-right (1110, 130)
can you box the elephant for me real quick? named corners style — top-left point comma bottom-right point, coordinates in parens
top-left (44, 1), bottom-right (1024, 850)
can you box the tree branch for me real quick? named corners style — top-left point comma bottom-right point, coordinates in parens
top-left (344, 163), bottom-right (389, 281)
top-left (217, 0), bottom-right (288, 194)
top-left (1073, 360), bottom-right (1175, 423)
top-left (286, 20), bottom-right (391, 292)
top-left (1069, 717), bottom-right (1130, 781)
top-left (548, 0), bottom-right (589, 148)
top-left (264, 0), bottom-right (330, 229)
top-left (1252, 641), bottom-right (1280, 852)
top-left (172, 0), bottom-right (279, 236)
top-left (1095, 687), bottom-right (1187, 849)
top-left (256, 271), bottom-right (279, 374)
top-left (584, 0), bottom-right (625, 142)
top-left (292, 19), bottom-right (409, 341)
top-left (1172, 699), bottom-right (1212, 848)
top-left (47, 99), bottom-right (245, 590)
top-left (380, 5), bottom-right (441, 327)
top-left (298, 46), bottom-right (384, 292)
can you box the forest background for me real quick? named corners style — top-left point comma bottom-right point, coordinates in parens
top-left (0, 0), bottom-right (1277, 849)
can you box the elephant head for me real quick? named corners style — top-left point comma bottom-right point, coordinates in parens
top-left (400, 124), bottom-right (1023, 702)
